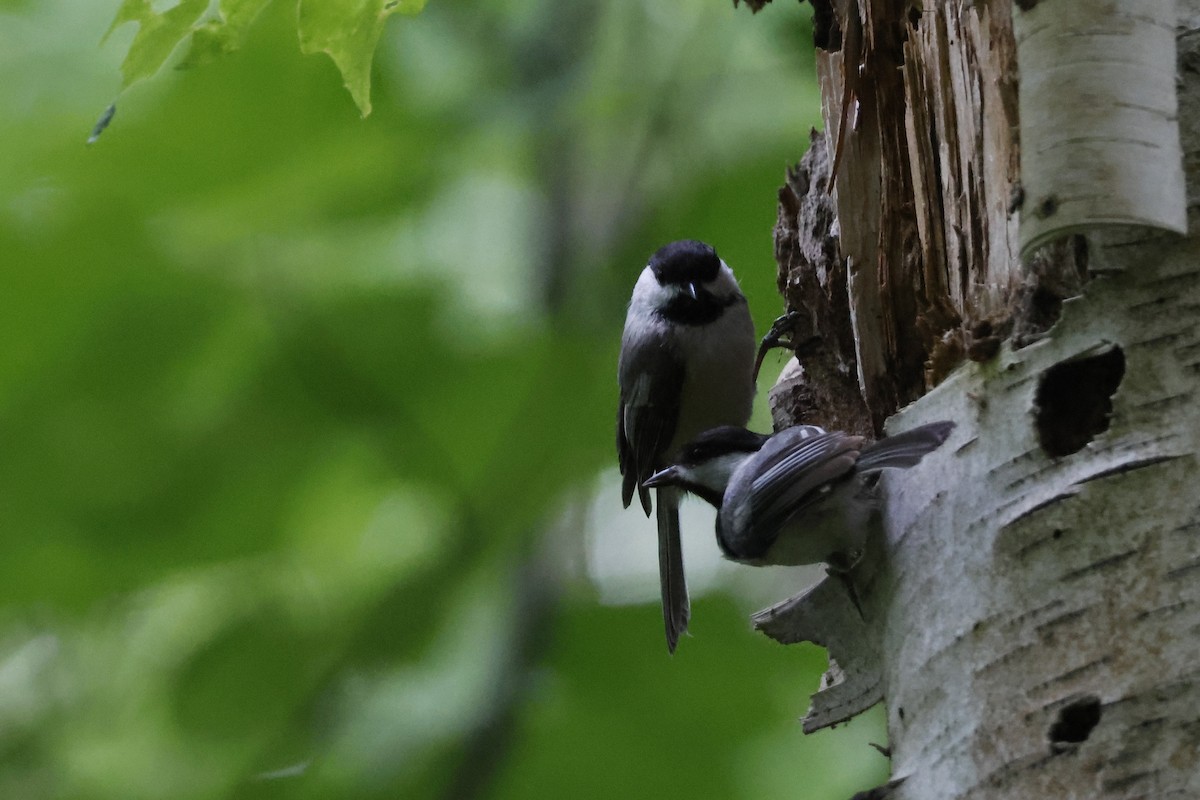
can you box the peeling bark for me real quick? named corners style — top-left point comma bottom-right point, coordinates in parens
top-left (1014, 0), bottom-right (1187, 253)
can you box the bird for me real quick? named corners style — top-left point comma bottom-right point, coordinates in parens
top-left (642, 421), bottom-right (956, 570)
top-left (617, 240), bottom-right (757, 652)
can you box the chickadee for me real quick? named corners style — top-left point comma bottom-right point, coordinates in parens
top-left (642, 421), bottom-right (955, 568)
top-left (617, 240), bottom-right (757, 653)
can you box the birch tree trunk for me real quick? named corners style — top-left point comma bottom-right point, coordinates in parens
top-left (747, 1), bottom-right (1200, 797)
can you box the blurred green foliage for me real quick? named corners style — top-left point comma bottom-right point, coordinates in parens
top-left (105, 0), bottom-right (427, 114)
top-left (0, 1), bottom-right (889, 797)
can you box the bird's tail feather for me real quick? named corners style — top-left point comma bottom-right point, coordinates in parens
top-left (857, 421), bottom-right (956, 473)
top-left (656, 487), bottom-right (690, 654)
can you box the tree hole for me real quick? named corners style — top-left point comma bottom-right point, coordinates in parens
top-left (1034, 347), bottom-right (1125, 457)
top-left (1048, 695), bottom-right (1101, 747)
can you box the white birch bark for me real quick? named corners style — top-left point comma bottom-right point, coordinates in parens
top-left (1016, 0), bottom-right (1187, 253)
top-left (759, 1), bottom-right (1200, 797)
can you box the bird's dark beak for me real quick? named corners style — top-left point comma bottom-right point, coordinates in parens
top-left (643, 466), bottom-right (682, 489)
top-left (685, 282), bottom-right (699, 300)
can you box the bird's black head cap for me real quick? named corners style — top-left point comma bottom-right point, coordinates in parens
top-left (677, 426), bottom-right (769, 466)
top-left (649, 240), bottom-right (722, 287)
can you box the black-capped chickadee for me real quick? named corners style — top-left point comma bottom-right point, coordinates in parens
top-left (642, 421), bottom-right (955, 568)
top-left (617, 240), bottom-right (757, 653)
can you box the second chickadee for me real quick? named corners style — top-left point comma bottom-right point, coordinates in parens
top-left (642, 421), bottom-right (955, 568)
top-left (618, 240), bottom-right (757, 653)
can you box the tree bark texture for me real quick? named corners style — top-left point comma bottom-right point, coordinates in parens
top-left (755, 1), bottom-right (1200, 798)
top-left (1015, 0), bottom-right (1187, 253)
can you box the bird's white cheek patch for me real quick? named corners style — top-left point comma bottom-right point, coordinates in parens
top-left (690, 454), bottom-right (745, 488)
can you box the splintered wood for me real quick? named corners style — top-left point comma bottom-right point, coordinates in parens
top-left (778, 1), bottom-right (1023, 426)
top-left (902, 1), bottom-right (1020, 328)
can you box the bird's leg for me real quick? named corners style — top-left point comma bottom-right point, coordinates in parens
top-left (825, 549), bottom-right (865, 621)
top-left (753, 310), bottom-right (805, 383)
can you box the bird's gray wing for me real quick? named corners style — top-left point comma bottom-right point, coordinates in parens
top-left (617, 339), bottom-right (684, 515)
top-left (744, 428), bottom-right (865, 550)
top-left (617, 338), bottom-right (691, 652)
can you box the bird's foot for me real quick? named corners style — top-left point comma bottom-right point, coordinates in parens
top-left (753, 310), bottom-right (805, 382)
top-left (824, 550), bottom-right (865, 620)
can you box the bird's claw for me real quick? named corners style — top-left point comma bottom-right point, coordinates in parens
top-left (825, 550), bottom-right (866, 621)
top-left (753, 310), bottom-right (805, 383)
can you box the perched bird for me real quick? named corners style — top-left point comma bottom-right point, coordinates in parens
top-left (617, 240), bottom-right (757, 652)
top-left (642, 421), bottom-right (956, 569)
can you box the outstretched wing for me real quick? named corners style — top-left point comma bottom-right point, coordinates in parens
top-left (617, 339), bottom-right (684, 515)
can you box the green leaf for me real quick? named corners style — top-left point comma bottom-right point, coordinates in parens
top-left (103, 0), bottom-right (428, 116)
top-left (297, 0), bottom-right (428, 117)
top-left (179, 0), bottom-right (276, 68)
top-left (102, 0), bottom-right (152, 41)
top-left (107, 0), bottom-right (210, 87)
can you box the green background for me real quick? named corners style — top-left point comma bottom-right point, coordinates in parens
top-left (0, 1), bottom-right (889, 797)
